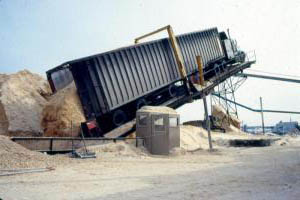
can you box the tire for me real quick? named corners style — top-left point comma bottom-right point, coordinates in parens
top-left (221, 60), bottom-right (226, 67)
top-left (112, 110), bottom-right (127, 127)
top-left (168, 84), bottom-right (178, 98)
top-left (136, 99), bottom-right (147, 110)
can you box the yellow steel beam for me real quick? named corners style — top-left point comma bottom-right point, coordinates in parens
top-left (134, 25), bottom-right (187, 80)
top-left (196, 55), bottom-right (205, 87)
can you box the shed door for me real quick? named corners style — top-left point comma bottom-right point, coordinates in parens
top-left (168, 116), bottom-right (180, 149)
top-left (151, 115), bottom-right (169, 155)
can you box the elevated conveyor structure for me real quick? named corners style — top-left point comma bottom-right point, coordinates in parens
top-left (46, 26), bottom-right (255, 137)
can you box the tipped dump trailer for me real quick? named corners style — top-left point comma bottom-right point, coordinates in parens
top-left (46, 27), bottom-right (245, 135)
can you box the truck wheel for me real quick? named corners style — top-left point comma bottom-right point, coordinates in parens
top-left (168, 84), bottom-right (178, 98)
top-left (222, 60), bottom-right (226, 66)
top-left (112, 110), bottom-right (127, 127)
top-left (136, 99), bottom-right (147, 110)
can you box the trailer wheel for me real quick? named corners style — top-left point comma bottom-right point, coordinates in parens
top-left (221, 60), bottom-right (226, 67)
top-left (168, 84), bottom-right (178, 98)
top-left (136, 99), bottom-right (147, 110)
top-left (112, 110), bottom-right (127, 127)
top-left (214, 63), bottom-right (220, 73)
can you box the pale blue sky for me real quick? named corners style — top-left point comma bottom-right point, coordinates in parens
top-left (1, 0), bottom-right (300, 125)
top-left (0, 0), bottom-right (268, 74)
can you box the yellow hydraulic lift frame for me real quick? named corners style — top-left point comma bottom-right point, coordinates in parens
top-left (134, 25), bottom-right (189, 85)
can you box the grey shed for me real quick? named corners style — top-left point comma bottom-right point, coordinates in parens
top-left (136, 106), bottom-right (180, 155)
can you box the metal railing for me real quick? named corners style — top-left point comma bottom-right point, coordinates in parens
top-left (11, 136), bottom-right (145, 153)
top-left (245, 50), bottom-right (256, 62)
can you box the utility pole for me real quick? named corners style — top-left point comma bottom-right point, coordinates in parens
top-left (203, 94), bottom-right (213, 150)
top-left (260, 97), bottom-right (265, 134)
top-left (196, 56), bottom-right (213, 150)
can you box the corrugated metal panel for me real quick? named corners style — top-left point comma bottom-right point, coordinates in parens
top-left (70, 37), bottom-right (182, 111)
top-left (47, 27), bottom-right (225, 118)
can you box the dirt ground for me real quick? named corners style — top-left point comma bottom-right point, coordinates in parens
top-left (0, 140), bottom-right (300, 200)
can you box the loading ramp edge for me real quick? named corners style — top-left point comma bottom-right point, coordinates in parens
top-left (167, 61), bottom-right (255, 109)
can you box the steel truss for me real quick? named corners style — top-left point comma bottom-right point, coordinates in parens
top-left (211, 68), bottom-right (247, 119)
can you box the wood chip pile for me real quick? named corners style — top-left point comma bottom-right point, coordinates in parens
top-left (0, 135), bottom-right (65, 169)
top-left (138, 106), bottom-right (178, 114)
top-left (0, 70), bottom-right (85, 137)
top-left (41, 82), bottom-right (85, 137)
top-left (212, 105), bottom-right (241, 132)
top-left (0, 70), bottom-right (51, 136)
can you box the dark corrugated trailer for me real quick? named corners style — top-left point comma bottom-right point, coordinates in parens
top-left (47, 28), bottom-right (224, 93)
top-left (47, 27), bottom-right (227, 134)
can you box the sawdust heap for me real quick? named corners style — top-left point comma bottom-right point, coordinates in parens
top-left (138, 106), bottom-right (177, 114)
top-left (180, 125), bottom-right (206, 151)
top-left (78, 140), bottom-right (148, 158)
top-left (0, 135), bottom-right (59, 169)
top-left (41, 82), bottom-right (85, 137)
top-left (212, 104), bottom-right (241, 132)
top-left (0, 70), bottom-right (51, 136)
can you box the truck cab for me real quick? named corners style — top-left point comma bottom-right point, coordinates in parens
top-left (219, 31), bottom-right (246, 64)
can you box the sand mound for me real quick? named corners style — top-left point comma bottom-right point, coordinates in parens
top-left (41, 82), bottom-right (85, 137)
top-left (212, 104), bottom-right (241, 132)
top-left (0, 135), bottom-right (57, 169)
top-left (0, 70), bottom-right (51, 136)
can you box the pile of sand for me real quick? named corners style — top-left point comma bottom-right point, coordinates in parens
top-left (0, 135), bottom-right (59, 169)
top-left (212, 104), bottom-right (241, 132)
top-left (41, 82), bottom-right (85, 137)
top-left (0, 70), bottom-right (51, 136)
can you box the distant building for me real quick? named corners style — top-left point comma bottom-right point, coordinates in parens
top-left (242, 124), bottom-right (273, 134)
top-left (272, 121), bottom-right (299, 135)
top-left (242, 121), bottom-right (299, 135)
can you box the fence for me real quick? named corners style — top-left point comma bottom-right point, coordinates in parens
top-left (11, 137), bottom-right (145, 153)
